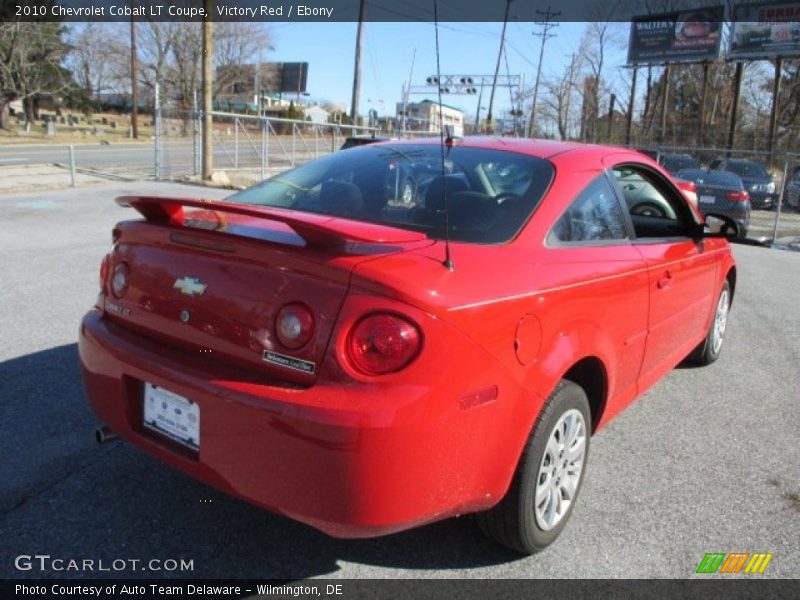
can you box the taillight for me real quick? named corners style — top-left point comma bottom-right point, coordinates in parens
top-left (111, 262), bottom-right (129, 298)
top-left (726, 191), bottom-right (749, 202)
top-left (676, 180), bottom-right (698, 206)
top-left (275, 302), bottom-right (315, 349)
top-left (347, 313), bottom-right (422, 375)
top-left (99, 254), bottom-right (110, 290)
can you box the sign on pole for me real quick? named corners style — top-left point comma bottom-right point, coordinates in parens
top-left (729, 1), bottom-right (800, 59)
top-left (627, 6), bottom-right (724, 65)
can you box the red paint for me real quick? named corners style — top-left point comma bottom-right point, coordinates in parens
top-left (80, 139), bottom-right (735, 538)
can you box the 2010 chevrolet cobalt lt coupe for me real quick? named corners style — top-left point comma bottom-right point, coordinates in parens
top-left (79, 138), bottom-right (736, 553)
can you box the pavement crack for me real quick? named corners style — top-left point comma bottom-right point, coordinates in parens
top-left (0, 452), bottom-right (101, 518)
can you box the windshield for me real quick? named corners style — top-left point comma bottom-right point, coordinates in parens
top-left (661, 155), bottom-right (698, 173)
top-left (228, 144), bottom-right (555, 244)
top-left (726, 161), bottom-right (769, 179)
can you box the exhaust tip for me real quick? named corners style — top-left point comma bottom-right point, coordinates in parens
top-left (95, 425), bottom-right (118, 444)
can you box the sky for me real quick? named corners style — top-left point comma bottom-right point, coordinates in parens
top-left (266, 21), bottom-right (620, 120)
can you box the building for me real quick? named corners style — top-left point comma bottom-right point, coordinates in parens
top-left (396, 99), bottom-right (464, 136)
top-left (303, 105), bottom-right (330, 124)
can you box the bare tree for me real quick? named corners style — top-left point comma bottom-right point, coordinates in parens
top-left (213, 23), bottom-right (273, 97)
top-left (64, 23), bottom-right (129, 99)
top-left (542, 53), bottom-right (579, 140)
top-left (576, 18), bottom-right (625, 142)
top-left (0, 22), bottom-right (70, 128)
top-left (138, 21), bottom-right (177, 99)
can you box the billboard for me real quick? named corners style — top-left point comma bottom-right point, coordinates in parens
top-left (729, 2), bottom-right (800, 59)
top-left (255, 62), bottom-right (309, 93)
top-left (627, 6), bottom-right (724, 65)
top-left (279, 63), bottom-right (309, 94)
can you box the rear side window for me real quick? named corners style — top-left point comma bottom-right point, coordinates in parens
top-left (727, 161), bottom-right (768, 179)
top-left (549, 175), bottom-right (628, 244)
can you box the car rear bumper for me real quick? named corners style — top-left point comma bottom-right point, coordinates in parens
top-left (749, 191), bottom-right (775, 209)
top-left (79, 310), bottom-right (530, 538)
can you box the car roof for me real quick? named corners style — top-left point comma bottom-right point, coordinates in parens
top-left (345, 135), bottom-right (394, 141)
top-left (720, 158), bottom-right (761, 165)
top-left (374, 136), bottom-right (604, 160)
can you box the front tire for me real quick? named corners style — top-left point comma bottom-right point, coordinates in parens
top-left (686, 280), bottom-right (731, 366)
top-left (476, 380), bottom-right (591, 554)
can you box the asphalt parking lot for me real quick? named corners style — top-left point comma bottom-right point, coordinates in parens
top-left (1, 182), bottom-right (798, 580)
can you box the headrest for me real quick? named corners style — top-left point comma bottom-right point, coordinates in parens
top-left (425, 175), bottom-right (469, 211)
top-left (319, 180), bottom-right (363, 218)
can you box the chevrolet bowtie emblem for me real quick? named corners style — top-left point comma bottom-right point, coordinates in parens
top-left (173, 276), bottom-right (207, 297)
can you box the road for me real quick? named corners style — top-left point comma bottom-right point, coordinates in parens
top-left (0, 137), bottom-right (337, 179)
top-left (0, 182), bottom-right (798, 581)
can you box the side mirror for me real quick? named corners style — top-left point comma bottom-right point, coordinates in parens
top-left (697, 214), bottom-right (739, 240)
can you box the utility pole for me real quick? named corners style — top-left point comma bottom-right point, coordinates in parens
top-left (727, 62), bottom-right (743, 155)
top-left (486, 0), bottom-right (513, 133)
top-left (625, 66), bottom-right (637, 146)
top-left (402, 48), bottom-right (416, 133)
top-left (698, 62), bottom-right (709, 146)
top-left (201, 0), bottom-right (213, 180)
top-left (563, 54), bottom-right (576, 140)
top-left (767, 57), bottom-right (783, 161)
top-left (130, 17), bottom-right (138, 139)
top-left (527, 6), bottom-right (560, 138)
top-left (350, 0), bottom-right (366, 124)
top-left (659, 63), bottom-right (671, 145)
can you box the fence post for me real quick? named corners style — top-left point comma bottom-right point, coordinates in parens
top-left (292, 123), bottom-right (296, 167)
top-left (192, 89), bottom-right (199, 176)
top-left (260, 118), bottom-right (266, 181)
top-left (68, 144), bottom-right (76, 187)
top-left (154, 81), bottom-right (161, 181)
top-left (265, 118), bottom-right (270, 173)
top-left (771, 159), bottom-right (788, 244)
top-left (234, 117), bottom-right (239, 169)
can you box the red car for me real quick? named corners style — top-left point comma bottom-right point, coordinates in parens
top-left (79, 138), bottom-right (736, 554)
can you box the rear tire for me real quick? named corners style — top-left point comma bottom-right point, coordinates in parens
top-left (631, 201), bottom-right (667, 218)
top-left (476, 380), bottom-right (591, 554)
top-left (686, 280), bottom-right (731, 366)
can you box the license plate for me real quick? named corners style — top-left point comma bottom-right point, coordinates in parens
top-left (699, 195), bottom-right (716, 204)
top-left (143, 383), bottom-right (200, 451)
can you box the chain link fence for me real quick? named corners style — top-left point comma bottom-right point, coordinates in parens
top-left (154, 108), bottom-right (399, 186)
top-left (1, 100), bottom-right (798, 248)
top-left (630, 144), bottom-right (800, 248)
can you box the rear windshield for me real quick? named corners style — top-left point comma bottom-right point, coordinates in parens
top-left (725, 161), bottom-right (769, 179)
top-left (228, 144), bottom-right (555, 244)
top-left (661, 155), bottom-right (699, 173)
top-left (677, 169), bottom-right (743, 188)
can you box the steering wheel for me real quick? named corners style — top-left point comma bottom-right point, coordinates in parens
top-left (494, 193), bottom-right (521, 206)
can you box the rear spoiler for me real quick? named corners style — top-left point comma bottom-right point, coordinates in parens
top-left (116, 196), bottom-right (427, 246)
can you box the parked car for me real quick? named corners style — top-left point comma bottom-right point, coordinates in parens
top-left (339, 134), bottom-right (394, 150)
top-left (709, 158), bottom-right (776, 209)
top-left (676, 169), bottom-right (750, 238)
top-left (80, 139), bottom-right (736, 555)
top-left (781, 166), bottom-right (800, 211)
top-left (659, 153), bottom-right (701, 175)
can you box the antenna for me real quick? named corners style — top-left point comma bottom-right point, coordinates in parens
top-left (434, 0), bottom-right (454, 271)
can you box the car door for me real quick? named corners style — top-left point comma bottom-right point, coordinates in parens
top-left (545, 173), bottom-right (649, 415)
top-left (608, 161), bottom-right (719, 393)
